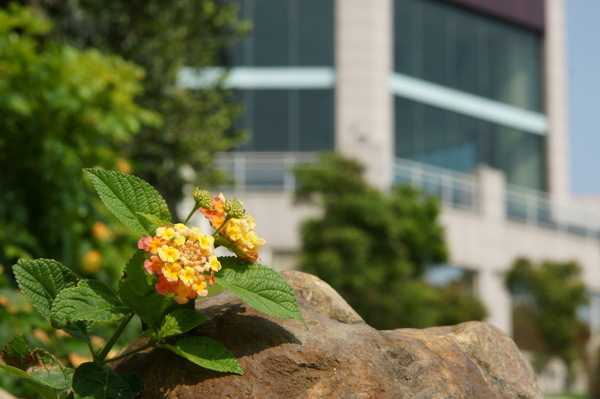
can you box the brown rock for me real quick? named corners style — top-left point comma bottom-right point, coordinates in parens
top-left (113, 271), bottom-right (542, 398)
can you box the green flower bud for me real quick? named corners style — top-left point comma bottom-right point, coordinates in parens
top-left (223, 198), bottom-right (245, 218)
top-left (193, 188), bottom-right (214, 209)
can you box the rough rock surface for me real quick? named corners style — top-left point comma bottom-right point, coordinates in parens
top-left (114, 271), bottom-right (543, 398)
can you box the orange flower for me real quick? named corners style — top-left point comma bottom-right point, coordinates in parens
top-left (138, 224), bottom-right (218, 304)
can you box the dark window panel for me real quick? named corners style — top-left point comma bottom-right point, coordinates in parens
top-left (252, 90), bottom-right (290, 151)
top-left (395, 98), bottom-right (546, 190)
top-left (298, 0), bottom-right (335, 66)
top-left (253, 0), bottom-right (289, 66)
top-left (298, 90), bottom-right (334, 151)
top-left (394, 0), bottom-right (542, 111)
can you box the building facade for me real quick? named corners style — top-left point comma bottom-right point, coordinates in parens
top-left (180, 0), bottom-right (600, 344)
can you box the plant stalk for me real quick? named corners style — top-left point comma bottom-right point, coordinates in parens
top-left (101, 340), bottom-right (156, 365)
top-left (183, 203), bottom-right (199, 224)
top-left (95, 313), bottom-right (134, 363)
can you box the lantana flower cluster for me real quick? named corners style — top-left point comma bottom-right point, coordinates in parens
top-left (199, 194), bottom-right (266, 262)
top-left (137, 191), bottom-right (266, 304)
top-left (138, 224), bottom-right (220, 304)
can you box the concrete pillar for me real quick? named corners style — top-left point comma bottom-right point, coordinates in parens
top-left (475, 165), bottom-right (513, 334)
top-left (335, 0), bottom-right (394, 190)
top-left (545, 0), bottom-right (569, 199)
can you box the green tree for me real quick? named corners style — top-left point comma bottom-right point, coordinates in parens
top-left (505, 257), bottom-right (588, 386)
top-left (28, 0), bottom-right (250, 217)
top-left (294, 153), bottom-right (487, 329)
top-left (0, 4), bottom-right (159, 272)
top-left (0, 5), bottom-right (158, 397)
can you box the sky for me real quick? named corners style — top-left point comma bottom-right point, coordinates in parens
top-left (566, 0), bottom-right (600, 195)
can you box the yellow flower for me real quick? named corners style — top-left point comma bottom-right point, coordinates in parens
top-left (139, 222), bottom-right (220, 303)
top-left (158, 245), bottom-right (180, 263)
top-left (209, 256), bottom-right (221, 272)
top-left (163, 262), bottom-right (181, 282)
top-left (180, 266), bottom-right (196, 287)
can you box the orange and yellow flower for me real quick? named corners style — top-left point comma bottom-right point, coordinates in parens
top-left (199, 194), bottom-right (266, 262)
top-left (138, 224), bottom-right (220, 304)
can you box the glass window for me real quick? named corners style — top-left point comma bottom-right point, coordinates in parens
top-left (253, 0), bottom-right (289, 66)
top-left (298, 0), bottom-right (335, 66)
top-left (394, 0), bottom-right (542, 111)
top-left (235, 89), bottom-right (334, 152)
top-left (251, 90), bottom-right (289, 150)
top-left (226, 0), bottom-right (334, 67)
top-left (298, 90), bottom-right (335, 150)
top-left (395, 98), bottom-right (546, 190)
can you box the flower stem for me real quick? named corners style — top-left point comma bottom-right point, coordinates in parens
top-left (183, 203), bottom-right (199, 224)
top-left (101, 340), bottom-right (156, 365)
top-left (213, 215), bottom-right (233, 236)
top-left (95, 313), bottom-right (134, 363)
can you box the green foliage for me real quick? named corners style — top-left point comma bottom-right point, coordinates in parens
top-left (51, 280), bottom-right (131, 329)
top-left (84, 169), bottom-right (172, 237)
top-left (35, 0), bottom-right (250, 217)
top-left (1, 336), bottom-right (73, 398)
top-left (3, 170), bottom-right (303, 398)
top-left (158, 337), bottom-right (244, 376)
top-left (215, 257), bottom-right (307, 325)
top-left (505, 257), bottom-right (588, 383)
top-left (118, 250), bottom-right (174, 331)
top-left (13, 259), bottom-right (79, 322)
top-left (294, 153), bottom-right (486, 329)
top-left (436, 282), bottom-right (488, 326)
top-left (72, 363), bottom-right (140, 399)
top-left (156, 310), bottom-right (210, 339)
top-left (0, 4), bottom-right (158, 272)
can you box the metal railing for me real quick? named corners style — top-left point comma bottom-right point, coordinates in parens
top-left (214, 152), bottom-right (318, 193)
top-left (213, 152), bottom-right (600, 240)
top-left (392, 158), bottom-right (479, 212)
top-left (506, 185), bottom-right (600, 239)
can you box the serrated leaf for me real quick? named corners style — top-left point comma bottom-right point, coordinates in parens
top-left (158, 336), bottom-right (243, 375)
top-left (0, 347), bottom-right (73, 394)
top-left (51, 280), bottom-right (131, 329)
top-left (1, 334), bottom-right (30, 370)
top-left (62, 321), bottom-right (93, 344)
top-left (137, 212), bottom-right (173, 229)
top-left (118, 250), bottom-right (174, 330)
top-left (28, 350), bottom-right (74, 391)
top-left (84, 169), bottom-right (171, 236)
top-left (72, 362), bottom-right (140, 399)
top-left (215, 258), bottom-right (305, 324)
top-left (157, 309), bottom-right (210, 339)
top-left (13, 259), bottom-right (78, 321)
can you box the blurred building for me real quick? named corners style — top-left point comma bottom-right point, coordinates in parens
top-left (180, 0), bottom-right (600, 343)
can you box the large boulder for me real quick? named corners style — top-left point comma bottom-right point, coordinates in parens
top-left (114, 271), bottom-right (542, 398)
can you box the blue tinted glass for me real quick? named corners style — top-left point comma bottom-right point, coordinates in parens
top-left (226, 0), bottom-right (334, 67)
top-left (394, 0), bottom-right (542, 111)
top-left (298, 90), bottom-right (334, 150)
top-left (235, 89), bottom-right (334, 152)
top-left (253, 0), bottom-right (289, 66)
top-left (395, 98), bottom-right (546, 190)
top-left (298, 0), bottom-right (334, 66)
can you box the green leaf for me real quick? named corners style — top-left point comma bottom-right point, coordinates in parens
top-left (158, 336), bottom-right (243, 375)
top-left (137, 212), bottom-right (173, 229)
top-left (1, 334), bottom-right (30, 370)
top-left (51, 280), bottom-right (131, 329)
top-left (13, 258), bottom-right (78, 321)
top-left (118, 250), bottom-right (174, 330)
top-left (215, 257), bottom-right (305, 325)
top-left (0, 339), bottom-right (73, 397)
top-left (84, 169), bottom-right (171, 236)
top-left (62, 321), bottom-right (93, 344)
top-left (72, 362), bottom-right (140, 399)
top-left (28, 350), bottom-right (74, 391)
top-left (157, 309), bottom-right (210, 339)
